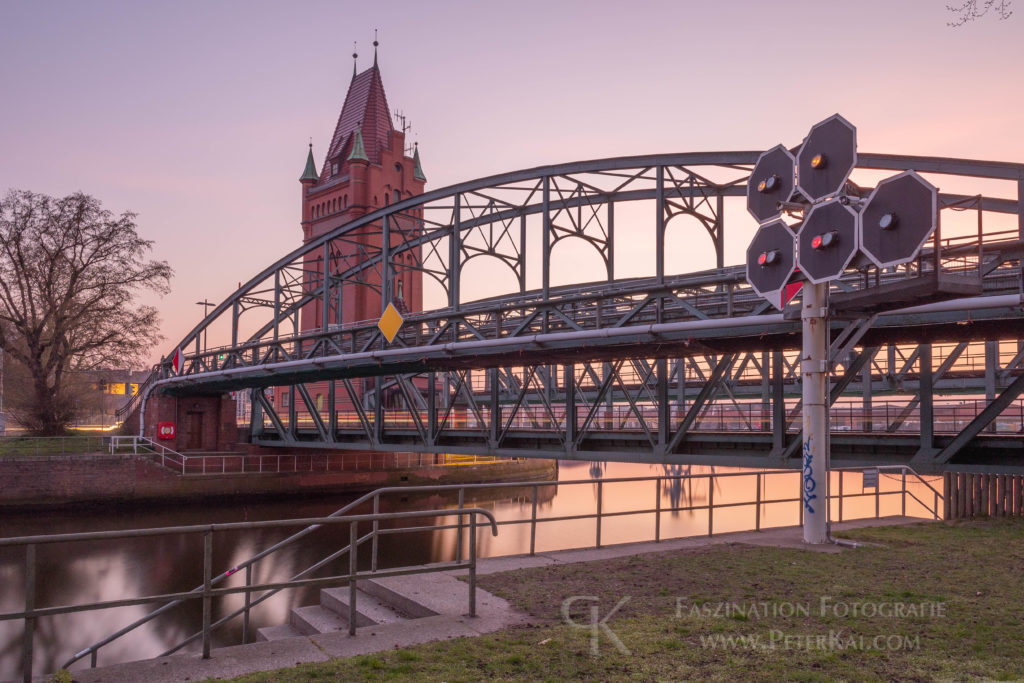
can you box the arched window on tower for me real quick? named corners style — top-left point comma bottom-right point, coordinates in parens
top-left (344, 195), bottom-right (348, 208)
top-left (393, 189), bottom-right (401, 204)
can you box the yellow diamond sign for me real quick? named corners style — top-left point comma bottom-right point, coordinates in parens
top-left (377, 302), bottom-right (405, 344)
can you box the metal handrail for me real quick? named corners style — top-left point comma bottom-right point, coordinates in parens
top-left (4, 508), bottom-right (497, 683)
top-left (57, 477), bottom-right (396, 669)
top-left (109, 435), bottom-right (188, 473)
top-left (52, 464), bottom-right (941, 675)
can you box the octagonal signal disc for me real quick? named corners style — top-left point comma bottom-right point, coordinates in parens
top-left (859, 170), bottom-right (938, 270)
top-left (747, 145), bottom-right (797, 224)
top-left (796, 114), bottom-right (857, 203)
top-left (746, 219), bottom-right (798, 310)
top-left (797, 198), bottom-right (859, 284)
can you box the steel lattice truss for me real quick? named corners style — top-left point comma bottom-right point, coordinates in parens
top-left (132, 151), bottom-right (1024, 472)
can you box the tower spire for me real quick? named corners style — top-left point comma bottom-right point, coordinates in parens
top-left (300, 141), bottom-right (319, 182)
top-left (412, 142), bottom-right (426, 182)
top-left (348, 124), bottom-right (369, 162)
top-left (373, 29), bottom-right (379, 67)
top-left (352, 42), bottom-right (358, 78)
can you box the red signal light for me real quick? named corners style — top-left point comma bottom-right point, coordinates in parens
top-left (811, 231), bottom-right (838, 250)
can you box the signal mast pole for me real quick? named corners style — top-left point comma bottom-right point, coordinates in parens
top-left (801, 282), bottom-right (829, 544)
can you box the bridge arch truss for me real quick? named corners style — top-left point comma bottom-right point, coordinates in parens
top-left (138, 151), bottom-right (1024, 472)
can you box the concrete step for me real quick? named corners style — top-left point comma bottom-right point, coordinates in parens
top-left (289, 604), bottom-right (349, 635)
top-left (255, 624), bottom-right (303, 642)
top-left (361, 577), bottom-right (441, 619)
top-left (320, 586), bottom-right (408, 625)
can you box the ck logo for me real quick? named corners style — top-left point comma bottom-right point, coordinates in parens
top-left (561, 596), bottom-right (631, 655)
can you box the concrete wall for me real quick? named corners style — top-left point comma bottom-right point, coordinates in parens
top-left (0, 455), bottom-right (558, 509)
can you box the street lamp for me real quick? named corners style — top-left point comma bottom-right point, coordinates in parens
top-left (196, 299), bottom-right (215, 352)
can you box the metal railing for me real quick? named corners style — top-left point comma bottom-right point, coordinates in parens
top-left (107, 436), bottom-right (504, 475)
top-left (109, 435), bottom-right (187, 470)
top-left (412, 465), bottom-right (941, 557)
top-left (35, 464), bottom-right (941, 680)
top-left (264, 397), bottom-right (1024, 435)
top-left (1, 507), bottom-right (497, 683)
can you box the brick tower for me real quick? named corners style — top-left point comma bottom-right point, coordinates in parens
top-left (298, 52), bottom-right (427, 330)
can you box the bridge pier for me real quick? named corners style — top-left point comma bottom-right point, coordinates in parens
top-left (141, 392), bottom-right (238, 452)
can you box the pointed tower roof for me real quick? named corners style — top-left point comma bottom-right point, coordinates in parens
top-left (300, 143), bottom-right (319, 182)
top-left (347, 126), bottom-right (369, 162)
top-left (322, 64), bottom-right (394, 178)
top-left (413, 143), bottom-right (426, 182)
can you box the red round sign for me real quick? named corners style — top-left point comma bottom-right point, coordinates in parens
top-left (157, 422), bottom-right (176, 440)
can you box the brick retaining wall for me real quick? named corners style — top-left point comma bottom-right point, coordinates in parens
top-left (0, 455), bottom-right (557, 509)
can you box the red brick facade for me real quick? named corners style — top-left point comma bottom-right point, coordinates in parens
top-left (143, 61), bottom-right (427, 446)
top-left (299, 62), bottom-right (426, 330)
top-left (143, 393), bottom-right (237, 452)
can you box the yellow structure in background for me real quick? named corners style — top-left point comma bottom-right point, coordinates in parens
top-left (101, 383), bottom-right (138, 396)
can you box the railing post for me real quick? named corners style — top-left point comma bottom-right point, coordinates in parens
top-left (468, 514), bottom-right (478, 617)
top-left (596, 480), bottom-right (603, 548)
top-left (875, 480), bottom-right (881, 519)
top-left (655, 477), bottom-right (662, 542)
top-left (22, 543), bottom-right (36, 683)
top-left (371, 496), bottom-right (380, 572)
top-left (349, 521), bottom-right (358, 636)
top-left (798, 472), bottom-right (803, 526)
top-left (530, 484), bottom-right (538, 556)
top-left (708, 476), bottom-right (714, 536)
top-left (838, 470), bottom-right (844, 522)
top-left (755, 473), bottom-right (761, 531)
top-left (901, 469), bottom-right (907, 517)
top-left (455, 488), bottom-right (465, 562)
top-left (243, 564), bottom-right (253, 644)
top-left (202, 530), bottom-right (212, 659)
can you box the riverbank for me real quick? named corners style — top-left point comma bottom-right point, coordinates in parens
top-left (215, 517), bottom-right (1023, 682)
top-left (0, 453), bottom-right (557, 509)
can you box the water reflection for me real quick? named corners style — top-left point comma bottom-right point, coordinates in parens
top-left (0, 461), bottom-right (939, 679)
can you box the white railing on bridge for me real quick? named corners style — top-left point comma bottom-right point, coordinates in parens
top-left (108, 436), bottom-right (503, 475)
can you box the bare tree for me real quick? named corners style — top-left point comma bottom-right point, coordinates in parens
top-left (947, 0), bottom-right (1013, 25)
top-left (0, 190), bottom-right (172, 434)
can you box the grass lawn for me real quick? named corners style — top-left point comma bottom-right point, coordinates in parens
top-left (0, 434), bottom-right (107, 457)
top-left (225, 518), bottom-right (1024, 682)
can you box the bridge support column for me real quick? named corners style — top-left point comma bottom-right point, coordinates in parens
top-left (142, 392), bottom-right (238, 452)
top-left (801, 283), bottom-right (830, 545)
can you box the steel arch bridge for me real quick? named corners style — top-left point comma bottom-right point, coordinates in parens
top-left (132, 151), bottom-right (1024, 473)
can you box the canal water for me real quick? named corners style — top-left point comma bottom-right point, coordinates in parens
top-left (0, 460), bottom-right (938, 679)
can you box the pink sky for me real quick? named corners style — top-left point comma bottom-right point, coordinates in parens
top-left (2, 0), bottom-right (1022, 366)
